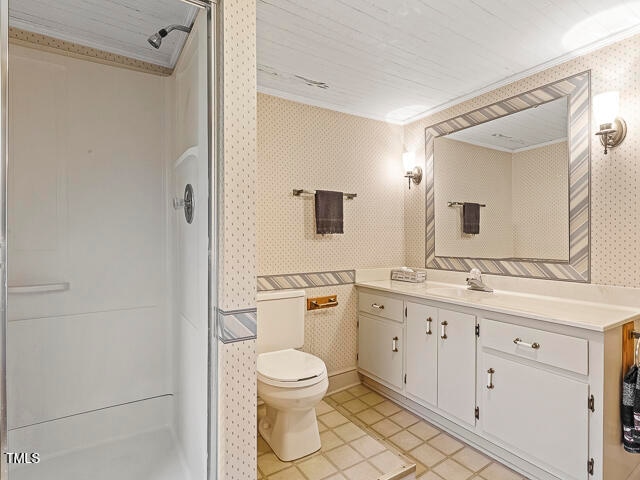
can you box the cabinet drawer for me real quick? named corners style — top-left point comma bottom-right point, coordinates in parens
top-left (481, 319), bottom-right (588, 375)
top-left (358, 291), bottom-right (403, 322)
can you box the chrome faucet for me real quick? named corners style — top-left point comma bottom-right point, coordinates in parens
top-left (466, 268), bottom-right (493, 292)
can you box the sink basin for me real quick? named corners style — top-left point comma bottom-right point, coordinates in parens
top-left (427, 287), bottom-right (493, 298)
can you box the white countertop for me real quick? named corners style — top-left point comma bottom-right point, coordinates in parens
top-left (355, 280), bottom-right (640, 332)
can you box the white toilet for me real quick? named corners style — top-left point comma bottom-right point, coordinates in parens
top-left (256, 290), bottom-right (329, 461)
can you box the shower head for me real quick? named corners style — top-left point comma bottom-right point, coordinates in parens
top-left (148, 32), bottom-right (164, 49)
top-left (147, 24), bottom-right (192, 49)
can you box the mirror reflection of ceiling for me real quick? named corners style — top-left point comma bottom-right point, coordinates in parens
top-left (445, 98), bottom-right (568, 153)
top-left (8, 0), bottom-right (198, 68)
top-left (257, 0), bottom-right (640, 124)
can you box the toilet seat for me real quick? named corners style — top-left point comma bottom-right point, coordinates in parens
top-left (258, 349), bottom-right (327, 388)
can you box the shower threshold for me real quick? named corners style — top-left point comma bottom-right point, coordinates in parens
top-left (9, 427), bottom-right (190, 480)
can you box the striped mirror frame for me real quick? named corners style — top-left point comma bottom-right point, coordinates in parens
top-left (425, 71), bottom-right (590, 282)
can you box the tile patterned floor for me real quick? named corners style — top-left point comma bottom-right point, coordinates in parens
top-left (324, 384), bottom-right (530, 480)
top-left (257, 398), bottom-right (416, 480)
top-left (257, 383), bottom-right (530, 480)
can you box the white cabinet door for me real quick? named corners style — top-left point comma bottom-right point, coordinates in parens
top-left (437, 309), bottom-right (477, 425)
top-left (358, 313), bottom-right (404, 390)
top-left (481, 352), bottom-right (589, 480)
top-left (405, 302), bottom-right (438, 407)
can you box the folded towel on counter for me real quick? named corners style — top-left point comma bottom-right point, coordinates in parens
top-left (315, 190), bottom-right (344, 234)
top-left (462, 202), bottom-right (480, 234)
top-left (622, 365), bottom-right (640, 453)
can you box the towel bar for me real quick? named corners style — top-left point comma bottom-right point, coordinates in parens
top-left (8, 282), bottom-right (70, 294)
top-left (293, 189), bottom-right (357, 200)
top-left (448, 201), bottom-right (486, 207)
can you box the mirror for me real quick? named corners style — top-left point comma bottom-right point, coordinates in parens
top-left (424, 71), bottom-right (590, 282)
top-left (434, 96), bottom-right (569, 262)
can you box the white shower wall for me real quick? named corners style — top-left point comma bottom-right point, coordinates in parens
top-left (7, 44), bottom-right (171, 429)
top-left (165, 12), bottom-right (209, 480)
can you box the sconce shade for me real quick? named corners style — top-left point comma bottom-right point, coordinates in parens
top-left (402, 150), bottom-right (422, 189)
top-left (593, 91), bottom-right (626, 155)
top-left (402, 151), bottom-right (415, 172)
top-left (593, 91), bottom-right (619, 126)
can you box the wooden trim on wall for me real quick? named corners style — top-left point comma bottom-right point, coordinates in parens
top-left (8, 27), bottom-right (173, 76)
top-left (623, 321), bottom-right (636, 376)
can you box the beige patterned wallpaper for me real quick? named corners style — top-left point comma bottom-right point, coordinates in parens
top-left (9, 27), bottom-right (172, 76)
top-left (217, 0), bottom-right (257, 478)
top-left (257, 93), bottom-right (406, 275)
top-left (219, 0), bottom-right (257, 312)
top-left (217, 340), bottom-right (257, 480)
top-left (433, 137), bottom-right (569, 261)
top-left (302, 284), bottom-right (357, 375)
top-left (434, 137), bottom-right (514, 258)
top-left (257, 93), bottom-right (406, 375)
top-left (512, 141), bottom-right (569, 260)
top-left (404, 32), bottom-right (640, 288)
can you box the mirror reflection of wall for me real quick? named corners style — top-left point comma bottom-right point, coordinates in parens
top-left (433, 96), bottom-right (569, 261)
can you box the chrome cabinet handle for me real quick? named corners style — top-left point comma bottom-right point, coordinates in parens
top-left (440, 320), bottom-right (448, 339)
top-left (513, 337), bottom-right (540, 350)
top-left (392, 336), bottom-right (399, 352)
top-left (426, 317), bottom-right (432, 335)
top-left (487, 368), bottom-right (495, 389)
top-left (371, 303), bottom-right (385, 310)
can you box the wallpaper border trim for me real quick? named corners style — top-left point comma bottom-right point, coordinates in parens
top-left (9, 27), bottom-right (173, 76)
top-left (218, 307), bottom-right (257, 344)
top-left (425, 71), bottom-right (591, 282)
top-left (257, 270), bottom-right (356, 291)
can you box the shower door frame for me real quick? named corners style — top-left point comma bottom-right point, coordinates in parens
top-left (0, 0), bottom-right (221, 479)
top-left (0, 0), bottom-right (7, 477)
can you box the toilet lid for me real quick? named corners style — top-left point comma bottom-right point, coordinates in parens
top-left (257, 349), bottom-right (326, 383)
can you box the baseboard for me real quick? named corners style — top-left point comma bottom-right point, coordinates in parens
top-left (256, 368), bottom-right (361, 405)
top-left (327, 368), bottom-right (361, 395)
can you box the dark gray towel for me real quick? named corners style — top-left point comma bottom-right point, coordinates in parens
top-left (315, 190), bottom-right (343, 234)
top-left (463, 202), bottom-right (480, 234)
top-left (622, 365), bottom-right (640, 453)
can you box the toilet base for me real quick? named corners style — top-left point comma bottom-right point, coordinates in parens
top-left (259, 405), bottom-right (321, 461)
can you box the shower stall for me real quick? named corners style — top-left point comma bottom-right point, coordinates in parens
top-left (0, 0), bottom-right (218, 478)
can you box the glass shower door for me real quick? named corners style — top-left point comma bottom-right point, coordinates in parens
top-left (2, 1), bottom-right (216, 479)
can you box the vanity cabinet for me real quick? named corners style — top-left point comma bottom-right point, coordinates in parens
top-left (438, 309), bottom-right (476, 425)
top-left (479, 317), bottom-right (590, 479)
top-left (356, 284), bottom-right (640, 480)
top-left (481, 351), bottom-right (589, 479)
top-left (405, 302), bottom-right (438, 406)
top-left (358, 314), bottom-right (404, 390)
top-left (357, 291), bottom-right (404, 390)
top-left (405, 302), bottom-right (476, 425)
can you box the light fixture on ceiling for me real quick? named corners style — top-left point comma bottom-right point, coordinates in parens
top-left (593, 91), bottom-right (627, 155)
top-left (403, 151), bottom-right (422, 189)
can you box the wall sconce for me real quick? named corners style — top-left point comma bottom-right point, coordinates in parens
top-left (403, 151), bottom-right (422, 189)
top-left (593, 91), bottom-right (627, 155)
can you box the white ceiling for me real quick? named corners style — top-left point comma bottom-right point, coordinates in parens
top-left (446, 97), bottom-right (568, 152)
top-left (9, 0), bottom-right (198, 68)
top-left (257, 0), bottom-right (640, 124)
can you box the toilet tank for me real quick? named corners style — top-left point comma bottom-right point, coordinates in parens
top-left (256, 290), bottom-right (305, 354)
